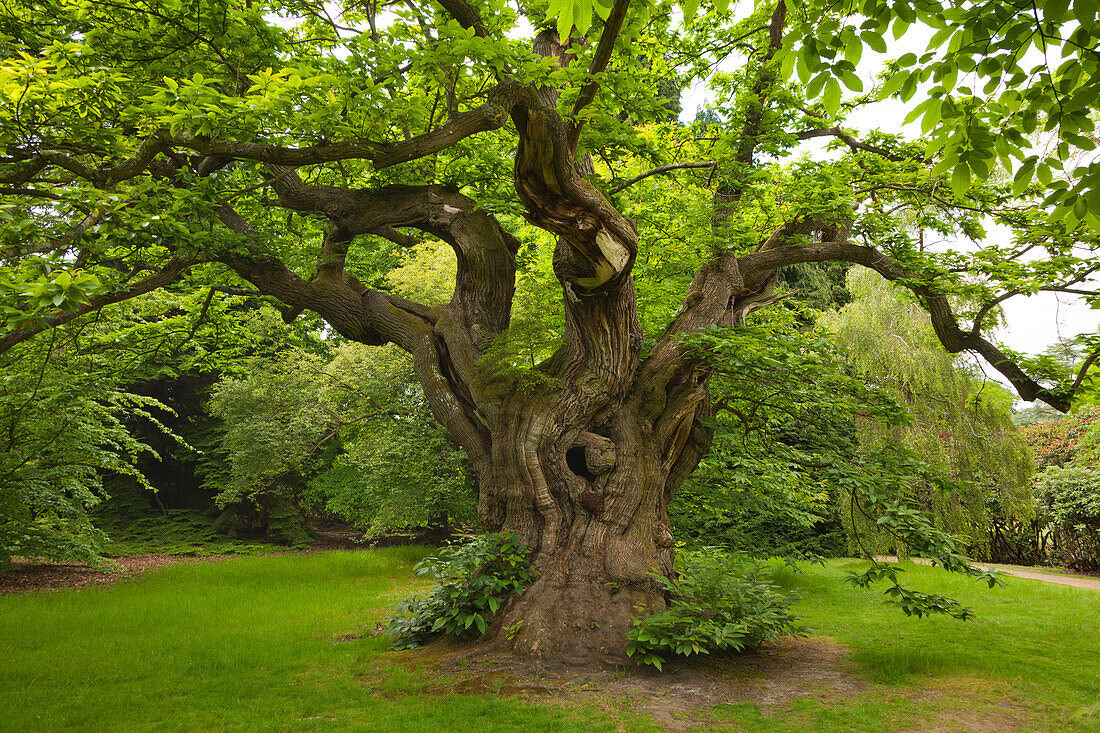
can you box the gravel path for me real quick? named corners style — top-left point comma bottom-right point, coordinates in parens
top-left (974, 563), bottom-right (1100, 591)
top-left (877, 556), bottom-right (1100, 591)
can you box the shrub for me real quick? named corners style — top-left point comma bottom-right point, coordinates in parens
top-left (1036, 467), bottom-right (1100, 572)
top-left (0, 343), bottom-right (176, 568)
top-left (387, 532), bottom-right (535, 650)
top-left (626, 548), bottom-right (805, 670)
top-left (1022, 407), bottom-right (1100, 471)
top-left (208, 344), bottom-right (477, 539)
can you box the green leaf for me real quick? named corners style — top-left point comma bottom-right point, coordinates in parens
top-left (822, 77), bottom-right (843, 113)
top-left (862, 30), bottom-right (887, 53)
top-left (840, 69), bottom-right (864, 92)
top-left (950, 162), bottom-right (970, 196)
top-left (572, 0), bottom-right (594, 35)
top-left (878, 71), bottom-right (907, 98)
top-left (844, 34), bottom-right (863, 66)
top-left (806, 72), bottom-right (828, 100)
top-left (549, 0), bottom-right (574, 41)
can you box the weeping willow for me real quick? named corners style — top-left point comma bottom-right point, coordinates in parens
top-left (819, 268), bottom-right (1035, 560)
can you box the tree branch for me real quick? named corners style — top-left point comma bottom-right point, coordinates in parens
top-left (219, 180), bottom-right (518, 342)
top-left (0, 157), bottom-right (49, 186)
top-left (738, 241), bottom-right (1075, 411)
top-left (0, 258), bottom-right (197, 356)
top-left (371, 226), bottom-right (420, 248)
top-left (795, 127), bottom-right (923, 163)
top-left (436, 0), bottom-right (489, 37)
top-left (15, 138), bottom-right (170, 188)
top-left (1070, 346), bottom-right (1100, 396)
top-left (165, 82), bottom-right (523, 170)
top-left (607, 161), bottom-right (717, 195)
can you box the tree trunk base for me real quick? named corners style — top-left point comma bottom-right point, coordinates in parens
top-left (491, 564), bottom-right (663, 665)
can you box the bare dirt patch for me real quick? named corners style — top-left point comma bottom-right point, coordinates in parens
top-left (606, 637), bottom-right (865, 730)
top-left (0, 554), bottom-right (233, 595)
top-left (374, 637), bottom-right (1045, 732)
top-left (380, 636), bottom-right (865, 731)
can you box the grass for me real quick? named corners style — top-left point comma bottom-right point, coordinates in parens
top-left (0, 548), bottom-right (654, 732)
top-left (709, 558), bottom-right (1100, 732)
top-left (1, 552), bottom-right (1098, 731)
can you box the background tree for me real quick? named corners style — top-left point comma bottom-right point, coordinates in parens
top-left (1, 0), bottom-right (1098, 661)
top-left (208, 343), bottom-right (477, 541)
top-left (0, 279), bottom-right (325, 564)
top-left (0, 335), bottom-right (161, 568)
top-left (820, 268), bottom-right (1034, 561)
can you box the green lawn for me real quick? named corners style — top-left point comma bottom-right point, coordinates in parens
top-left (715, 559), bottom-right (1100, 731)
top-left (1, 552), bottom-right (1097, 731)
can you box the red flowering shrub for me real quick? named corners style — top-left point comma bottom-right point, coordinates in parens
top-left (1022, 407), bottom-right (1099, 472)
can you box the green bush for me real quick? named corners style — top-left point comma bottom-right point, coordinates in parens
top-left (1036, 466), bottom-right (1100, 572)
top-left (0, 342), bottom-right (175, 568)
top-left (387, 532), bottom-right (535, 650)
top-left (208, 344), bottom-right (476, 538)
top-left (626, 548), bottom-right (806, 670)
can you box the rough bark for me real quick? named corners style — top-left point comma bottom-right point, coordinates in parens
top-left (478, 398), bottom-right (671, 662)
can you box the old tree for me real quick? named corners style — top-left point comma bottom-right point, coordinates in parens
top-left (2, 0), bottom-right (1099, 659)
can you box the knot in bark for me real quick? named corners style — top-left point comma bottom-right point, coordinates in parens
top-left (578, 489), bottom-right (605, 514)
top-left (655, 524), bottom-right (675, 549)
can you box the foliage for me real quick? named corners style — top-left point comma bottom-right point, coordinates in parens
top-left (0, 334), bottom-right (177, 568)
top-left (819, 268), bottom-right (1035, 561)
top-left (831, 445), bottom-right (1003, 617)
top-left (91, 489), bottom-right (278, 557)
top-left (1017, 406), bottom-right (1100, 569)
top-left (626, 548), bottom-right (805, 669)
top-left (387, 532), bottom-right (535, 650)
top-left (670, 394), bottom-right (851, 561)
top-left (206, 350), bottom-right (333, 506)
top-left (208, 343), bottom-right (477, 537)
top-left (668, 263), bottom-right (850, 559)
top-left (0, 278), bottom-right (332, 560)
top-left (1035, 467), bottom-right (1100, 572)
top-left (674, 308), bottom-right (897, 554)
top-left (1014, 337), bottom-right (1100, 409)
top-left (1022, 406), bottom-right (1100, 472)
top-left (678, 309), bottom-right (1002, 616)
top-left (671, 438), bottom-right (848, 561)
top-left (783, 0), bottom-right (1100, 228)
top-left (1012, 402), bottom-right (1066, 427)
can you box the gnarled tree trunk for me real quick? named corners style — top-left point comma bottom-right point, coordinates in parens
top-left (481, 398), bottom-right (675, 661)
top-left (197, 9), bottom-right (1067, 664)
